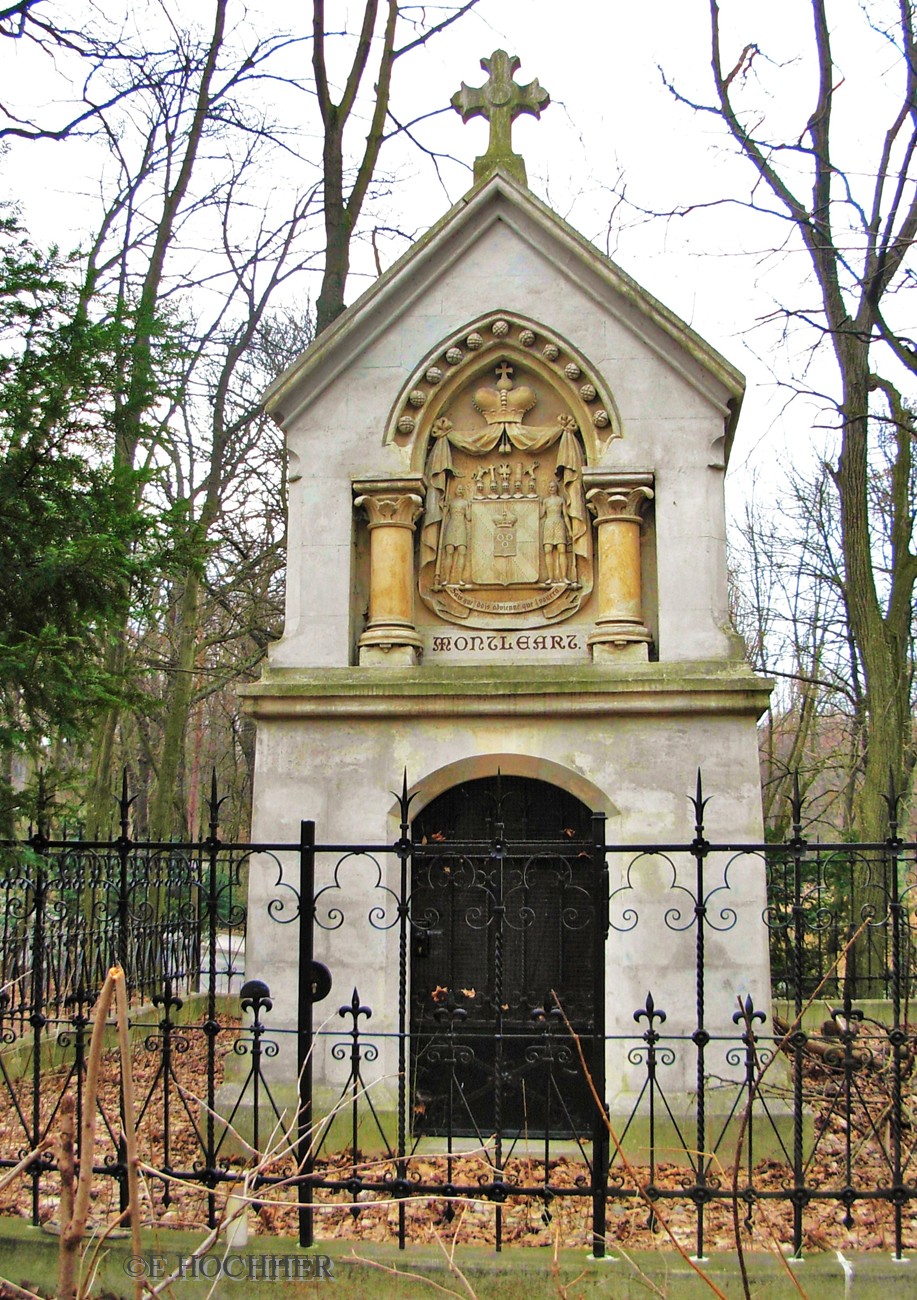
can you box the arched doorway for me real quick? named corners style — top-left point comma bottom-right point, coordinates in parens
top-left (410, 775), bottom-right (600, 1137)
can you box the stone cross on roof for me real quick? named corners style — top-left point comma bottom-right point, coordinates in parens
top-left (451, 49), bottom-right (550, 188)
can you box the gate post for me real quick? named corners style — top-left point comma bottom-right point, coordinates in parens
top-left (297, 819), bottom-right (316, 1248)
top-left (590, 811), bottom-right (608, 1258)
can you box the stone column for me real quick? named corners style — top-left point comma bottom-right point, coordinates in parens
top-left (353, 477), bottom-right (424, 666)
top-left (584, 472), bottom-right (654, 663)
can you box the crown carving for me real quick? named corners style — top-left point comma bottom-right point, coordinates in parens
top-left (472, 361), bottom-right (536, 425)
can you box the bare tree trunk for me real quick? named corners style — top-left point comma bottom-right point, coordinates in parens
top-left (150, 568), bottom-right (201, 839)
top-left (84, 0), bottom-right (229, 836)
top-left (313, 0), bottom-right (478, 332)
top-left (690, 0), bottom-right (917, 978)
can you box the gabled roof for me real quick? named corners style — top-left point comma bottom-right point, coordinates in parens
top-left (263, 170), bottom-right (745, 452)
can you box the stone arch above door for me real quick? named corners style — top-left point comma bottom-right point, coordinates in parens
top-left (389, 753), bottom-right (618, 829)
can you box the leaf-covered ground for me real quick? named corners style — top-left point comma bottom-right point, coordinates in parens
top-left (1, 1012), bottom-right (915, 1257)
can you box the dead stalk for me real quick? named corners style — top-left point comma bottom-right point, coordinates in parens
top-left (114, 968), bottom-right (144, 1298)
top-left (551, 991), bottom-right (730, 1300)
top-left (346, 1250), bottom-right (470, 1297)
top-left (0, 1277), bottom-right (45, 1299)
top-left (0, 1137), bottom-right (54, 1194)
top-left (145, 1218), bottom-right (232, 1297)
top-left (606, 1243), bottom-right (667, 1298)
top-left (708, 1149), bottom-right (808, 1300)
top-left (432, 1223), bottom-right (477, 1299)
top-left (58, 965), bottom-right (119, 1300)
top-left (80, 1204), bottom-right (137, 1300)
top-left (58, 1092), bottom-right (76, 1247)
top-left (730, 918), bottom-right (871, 1300)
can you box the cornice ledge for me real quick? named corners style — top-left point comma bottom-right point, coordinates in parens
top-left (239, 662), bottom-right (773, 720)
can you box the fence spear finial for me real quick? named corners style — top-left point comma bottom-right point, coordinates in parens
top-left (690, 768), bottom-right (709, 835)
top-left (882, 765), bottom-right (902, 839)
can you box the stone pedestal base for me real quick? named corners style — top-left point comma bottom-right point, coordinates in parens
top-left (607, 1086), bottom-right (805, 1167)
top-left (590, 638), bottom-right (650, 664)
top-left (213, 1080), bottom-right (400, 1158)
top-left (358, 643), bottom-right (421, 666)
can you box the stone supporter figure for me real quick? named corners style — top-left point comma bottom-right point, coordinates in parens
top-left (541, 478), bottom-right (570, 585)
top-left (435, 484), bottom-right (472, 587)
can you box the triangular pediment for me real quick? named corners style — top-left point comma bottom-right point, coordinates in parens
top-left (264, 171), bottom-right (744, 455)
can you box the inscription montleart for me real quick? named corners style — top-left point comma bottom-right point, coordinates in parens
top-left (419, 360), bottom-right (593, 630)
top-left (430, 632), bottom-right (583, 654)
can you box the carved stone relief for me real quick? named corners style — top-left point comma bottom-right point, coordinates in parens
top-left (386, 314), bottom-right (620, 452)
top-left (416, 356), bottom-right (594, 629)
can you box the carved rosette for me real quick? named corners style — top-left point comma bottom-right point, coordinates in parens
top-left (353, 477), bottom-right (425, 665)
top-left (585, 472), bottom-right (654, 661)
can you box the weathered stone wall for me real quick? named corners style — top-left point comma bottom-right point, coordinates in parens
top-left (243, 174), bottom-right (770, 1126)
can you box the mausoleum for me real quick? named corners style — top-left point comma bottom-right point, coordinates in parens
top-left (241, 51), bottom-right (773, 1139)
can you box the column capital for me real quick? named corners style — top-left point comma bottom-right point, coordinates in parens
top-left (584, 471), bottom-right (654, 524)
top-left (353, 475), bottom-right (425, 530)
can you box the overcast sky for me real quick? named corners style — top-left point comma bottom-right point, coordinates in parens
top-left (3, 0), bottom-right (905, 498)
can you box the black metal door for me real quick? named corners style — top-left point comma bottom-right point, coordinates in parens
top-left (410, 776), bottom-right (599, 1137)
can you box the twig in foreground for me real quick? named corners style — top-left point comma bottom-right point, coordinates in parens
top-left (551, 990), bottom-right (729, 1300)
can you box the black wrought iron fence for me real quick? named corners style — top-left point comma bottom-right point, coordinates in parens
top-left (0, 770), bottom-right (914, 1261)
top-left (766, 846), bottom-right (917, 1003)
top-left (0, 775), bottom-right (246, 1024)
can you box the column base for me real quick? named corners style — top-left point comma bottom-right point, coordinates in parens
top-left (358, 623), bottom-right (423, 666)
top-left (588, 623), bottom-right (652, 663)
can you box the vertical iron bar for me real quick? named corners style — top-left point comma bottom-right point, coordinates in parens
top-left (590, 811), bottom-right (608, 1258)
top-left (71, 998), bottom-right (87, 1156)
top-left (28, 791), bottom-right (48, 1227)
top-left (443, 998), bottom-right (464, 1224)
top-left (298, 819), bottom-right (316, 1248)
top-left (492, 817), bottom-right (505, 1253)
top-left (158, 983), bottom-right (175, 1207)
top-left (635, 993), bottom-right (665, 1234)
top-left (691, 772), bottom-right (709, 1260)
top-left (540, 1006), bottom-right (552, 1177)
top-left (883, 780), bottom-right (904, 1259)
top-left (396, 775), bottom-right (411, 1250)
top-left (789, 774), bottom-right (806, 1258)
top-left (204, 772), bottom-right (221, 1229)
top-left (846, 850), bottom-right (857, 1003)
top-left (252, 1000), bottom-right (262, 1158)
top-left (238, 979), bottom-right (273, 1219)
top-left (837, 998), bottom-right (860, 1234)
top-left (733, 996), bottom-right (765, 1214)
top-left (116, 771), bottom-right (132, 1219)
